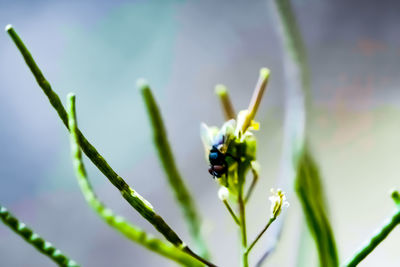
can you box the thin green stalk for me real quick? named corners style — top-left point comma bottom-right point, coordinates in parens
top-left (0, 204), bottom-right (79, 267)
top-left (66, 94), bottom-right (203, 267)
top-left (138, 80), bottom-right (209, 258)
top-left (238, 166), bottom-right (248, 267)
top-left (215, 84), bottom-right (236, 120)
top-left (5, 24), bottom-right (178, 247)
top-left (222, 200), bottom-right (240, 225)
top-left (241, 68), bottom-right (270, 134)
top-left (245, 217), bottom-right (276, 256)
top-left (342, 191), bottom-right (400, 267)
top-left (343, 210), bottom-right (400, 266)
top-left (6, 25), bottom-right (216, 267)
top-left (238, 193), bottom-right (248, 267)
top-left (245, 165), bottom-right (258, 203)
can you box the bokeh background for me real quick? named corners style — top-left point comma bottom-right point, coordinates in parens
top-left (1, 0), bottom-right (400, 266)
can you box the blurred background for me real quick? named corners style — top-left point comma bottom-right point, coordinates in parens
top-left (1, 0), bottom-right (400, 266)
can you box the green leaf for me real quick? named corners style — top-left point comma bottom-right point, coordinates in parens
top-left (295, 146), bottom-right (339, 267)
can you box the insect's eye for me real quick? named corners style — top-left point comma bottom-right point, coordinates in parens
top-left (209, 152), bottom-right (219, 160)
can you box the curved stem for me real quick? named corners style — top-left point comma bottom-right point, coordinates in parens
top-left (343, 209), bottom-right (400, 267)
top-left (245, 218), bottom-right (276, 256)
top-left (6, 25), bottom-right (217, 267)
top-left (343, 191), bottom-right (400, 267)
top-left (67, 94), bottom-right (203, 267)
top-left (223, 200), bottom-right (240, 225)
top-left (245, 164), bottom-right (259, 203)
top-left (182, 247), bottom-right (218, 267)
top-left (6, 24), bottom-right (181, 248)
top-left (0, 204), bottom-right (79, 267)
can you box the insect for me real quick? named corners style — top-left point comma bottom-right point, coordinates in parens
top-left (208, 142), bottom-right (228, 178)
top-left (201, 120), bottom-right (238, 178)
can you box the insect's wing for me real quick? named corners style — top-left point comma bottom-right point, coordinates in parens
top-left (200, 123), bottom-right (219, 159)
top-left (214, 119), bottom-right (236, 153)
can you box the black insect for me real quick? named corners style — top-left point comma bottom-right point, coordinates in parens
top-left (208, 145), bottom-right (228, 178)
top-left (201, 119), bottom-right (238, 179)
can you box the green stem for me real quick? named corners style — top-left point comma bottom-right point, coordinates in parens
top-left (182, 247), bottom-right (217, 267)
top-left (66, 94), bottom-right (203, 267)
top-left (238, 193), bottom-right (248, 267)
top-left (139, 80), bottom-right (209, 258)
top-left (6, 25), bottom-right (215, 266)
top-left (245, 164), bottom-right (258, 203)
top-left (238, 165), bottom-right (248, 267)
top-left (222, 200), bottom-right (240, 225)
top-left (0, 204), bottom-right (79, 267)
top-left (245, 217), bottom-right (276, 256)
top-left (343, 191), bottom-right (400, 267)
top-left (343, 209), bottom-right (400, 267)
top-left (241, 68), bottom-right (270, 134)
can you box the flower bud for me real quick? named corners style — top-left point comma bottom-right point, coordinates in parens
top-left (218, 187), bottom-right (230, 201)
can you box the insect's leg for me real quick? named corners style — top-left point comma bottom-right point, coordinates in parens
top-left (245, 161), bottom-right (260, 203)
top-left (209, 166), bottom-right (217, 179)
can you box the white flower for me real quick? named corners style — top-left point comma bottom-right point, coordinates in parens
top-left (269, 188), bottom-right (289, 219)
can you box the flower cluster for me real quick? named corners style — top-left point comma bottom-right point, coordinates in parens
top-left (200, 68), bottom-right (270, 197)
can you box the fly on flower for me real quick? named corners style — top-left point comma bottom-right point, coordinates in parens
top-left (200, 68), bottom-right (269, 196)
top-left (200, 120), bottom-right (238, 178)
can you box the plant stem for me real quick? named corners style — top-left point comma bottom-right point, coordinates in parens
top-left (0, 204), bottom-right (79, 267)
top-left (238, 193), bottom-right (248, 267)
top-left (245, 217), bottom-right (276, 256)
top-left (182, 247), bottom-right (218, 267)
top-left (139, 80), bottom-right (209, 258)
top-left (343, 209), bottom-right (400, 267)
top-left (245, 164), bottom-right (259, 203)
top-left (223, 200), bottom-right (240, 225)
top-left (343, 191), bottom-right (400, 267)
top-left (66, 94), bottom-right (203, 267)
top-left (238, 164), bottom-right (248, 267)
top-left (6, 25), bottom-right (216, 266)
top-left (215, 84), bottom-right (236, 120)
top-left (241, 68), bottom-right (270, 134)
